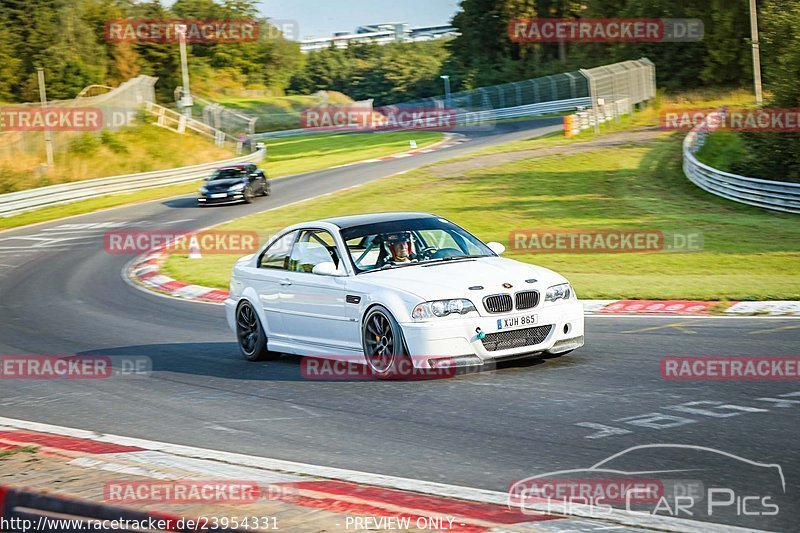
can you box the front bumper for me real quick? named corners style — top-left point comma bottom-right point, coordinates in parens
top-left (198, 192), bottom-right (245, 205)
top-left (400, 299), bottom-right (584, 368)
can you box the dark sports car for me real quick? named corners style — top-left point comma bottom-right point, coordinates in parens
top-left (198, 163), bottom-right (270, 205)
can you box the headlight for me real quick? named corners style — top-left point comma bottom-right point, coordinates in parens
top-left (412, 299), bottom-right (477, 320)
top-left (545, 283), bottom-right (572, 302)
top-left (199, 185), bottom-right (207, 193)
top-left (228, 182), bottom-right (246, 192)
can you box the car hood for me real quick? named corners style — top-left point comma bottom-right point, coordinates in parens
top-left (206, 178), bottom-right (245, 188)
top-left (357, 256), bottom-right (566, 302)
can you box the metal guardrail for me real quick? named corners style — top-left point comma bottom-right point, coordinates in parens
top-left (252, 97), bottom-right (593, 140)
top-left (0, 146), bottom-right (266, 218)
top-left (455, 97), bottom-right (592, 123)
top-left (252, 125), bottom-right (360, 140)
top-left (683, 110), bottom-right (800, 214)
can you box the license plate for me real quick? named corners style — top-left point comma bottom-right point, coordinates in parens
top-left (210, 193), bottom-right (227, 198)
top-left (496, 314), bottom-right (537, 331)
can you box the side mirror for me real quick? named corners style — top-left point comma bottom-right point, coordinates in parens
top-left (486, 242), bottom-right (505, 255)
top-left (312, 261), bottom-right (345, 276)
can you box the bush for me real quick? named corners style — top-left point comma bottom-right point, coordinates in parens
top-left (0, 165), bottom-right (29, 193)
top-left (68, 133), bottom-right (101, 156)
top-left (737, 133), bottom-right (800, 183)
top-left (100, 130), bottom-right (129, 154)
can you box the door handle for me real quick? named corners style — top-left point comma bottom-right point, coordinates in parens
top-left (279, 279), bottom-right (292, 286)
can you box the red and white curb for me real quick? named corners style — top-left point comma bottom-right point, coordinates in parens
top-left (0, 419), bottom-right (560, 532)
top-left (127, 257), bottom-right (800, 318)
top-left (128, 251), bottom-right (228, 303)
top-left (0, 417), bottom-right (763, 533)
top-left (589, 299), bottom-right (800, 316)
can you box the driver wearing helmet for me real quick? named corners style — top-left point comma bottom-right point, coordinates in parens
top-left (384, 232), bottom-right (414, 264)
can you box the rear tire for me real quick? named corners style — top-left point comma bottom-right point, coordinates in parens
top-left (236, 301), bottom-right (277, 361)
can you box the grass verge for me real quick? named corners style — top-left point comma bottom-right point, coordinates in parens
top-left (0, 446), bottom-right (38, 460)
top-left (695, 132), bottom-right (747, 172)
top-left (163, 132), bottom-right (799, 300)
top-left (264, 131), bottom-right (443, 178)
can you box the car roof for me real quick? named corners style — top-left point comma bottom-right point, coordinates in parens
top-left (218, 164), bottom-right (249, 170)
top-left (316, 212), bottom-right (438, 230)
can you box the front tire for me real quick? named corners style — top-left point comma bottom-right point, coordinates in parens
top-left (362, 306), bottom-right (409, 377)
top-left (243, 185), bottom-right (254, 203)
top-left (236, 301), bottom-right (277, 361)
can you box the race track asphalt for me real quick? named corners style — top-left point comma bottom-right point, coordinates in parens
top-left (0, 118), bottom-right (798, 531)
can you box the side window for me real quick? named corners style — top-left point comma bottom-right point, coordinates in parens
top-left (258, 231), bottom-right (297, 269)
top-left (288, 230), bottom-right (340, 273)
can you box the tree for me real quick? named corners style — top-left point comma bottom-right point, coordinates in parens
top-left (737, 0), bottom-right (800, 182)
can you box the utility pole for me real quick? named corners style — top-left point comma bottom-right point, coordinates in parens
top-left (176, 24), bottom-right (193, 117)
top-left (36, 67), bottom-right (54, 167)
top-left (749, 0), bottom-right (763, 106)
top-left (440, 75), bottom-right (451, 109)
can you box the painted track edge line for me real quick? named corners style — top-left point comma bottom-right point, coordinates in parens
top-left (0, 417), bottom-right (767, 533)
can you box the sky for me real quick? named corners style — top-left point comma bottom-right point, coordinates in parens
top-left (260, 0), bottom-right (461, 40)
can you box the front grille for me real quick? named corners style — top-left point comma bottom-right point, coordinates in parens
top-left (480, 325), bottom-right (553, 352)
top-left (515, 290), bottom-right (540, 310)
top-left (483, 294), bottom-right (513, 313)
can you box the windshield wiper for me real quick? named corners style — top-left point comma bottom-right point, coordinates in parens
top-left (422, 255), bottom-right (485, 266)
top-left (361, 262), bottom-right (416, 274)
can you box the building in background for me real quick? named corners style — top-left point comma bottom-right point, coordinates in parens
top-left (299, 22), bottom-right (457, 53)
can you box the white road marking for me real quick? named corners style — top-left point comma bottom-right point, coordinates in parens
top-left (0, 236), bottom-right (54, 242)
top-left (0, 247), bottom-right (72, 252)
top-left (577, 392), bottom-right (800, 439)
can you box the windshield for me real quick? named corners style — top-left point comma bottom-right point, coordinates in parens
top-left (340, 217), bottom-right (493, 273)
top-left (209, 168), bottom-right (246, 181)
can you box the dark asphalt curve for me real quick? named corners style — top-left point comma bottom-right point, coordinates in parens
top-left (1, 118), bottom-right (798, 531)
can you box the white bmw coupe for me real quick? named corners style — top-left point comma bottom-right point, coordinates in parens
top-left (226, 212), bottom-right (584, 375)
